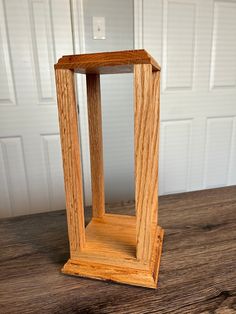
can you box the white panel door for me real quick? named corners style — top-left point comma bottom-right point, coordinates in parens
top-left (0, 0), bottom-right (73, 217)
top-left (143, 0), bottom-right (236, 194)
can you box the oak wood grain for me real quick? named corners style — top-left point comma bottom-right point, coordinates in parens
top-left (134, 64), bottom-right (160, 263)
top-left (55, 69), bottom-right (85, 254)
top-left (86, 74), bottom-right (105, 218)
top-left (152, 70), bottom-right (161, 225)
top-left (62, 214), bottom-right (164, 289)
top-left (0, 186), bottom-right (236, 313)
top-left (62, 221), bottom-right (163, 289)
top-left (55, 50), bottom-right (162, 288)
top-left (54, 49), bottom-right (161, 74)
top-left (60, 62), bottom-right (163, 288)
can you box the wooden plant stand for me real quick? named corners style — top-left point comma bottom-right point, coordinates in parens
top-left (54, 50), bottom-right (164, 289)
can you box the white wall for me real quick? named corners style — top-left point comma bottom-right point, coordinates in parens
top-left (81, 0), bottom-right (135, 203)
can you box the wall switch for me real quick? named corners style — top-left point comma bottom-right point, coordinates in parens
top-left (93, 17), bottom-right (106, 39)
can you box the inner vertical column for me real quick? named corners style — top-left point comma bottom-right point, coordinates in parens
top-left (86, 74), bottom-right (105, 218)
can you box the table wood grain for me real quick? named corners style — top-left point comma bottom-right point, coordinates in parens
top-left (0, 186), bottom-right (236, 313)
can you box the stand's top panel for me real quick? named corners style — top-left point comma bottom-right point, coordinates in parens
top-left (54, 49), bottom-right (160, 74)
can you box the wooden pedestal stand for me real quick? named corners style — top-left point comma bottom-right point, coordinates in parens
top-left (54, 50), bottom-right (164, 289)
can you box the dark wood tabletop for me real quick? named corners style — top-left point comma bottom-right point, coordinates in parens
top-left (0, 186), bottom-right (236, 314)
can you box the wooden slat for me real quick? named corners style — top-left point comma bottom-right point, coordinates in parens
top-left (54, 49), bottom-right (161, 74)
top-left (152, 70), bottom-right (161, 225)
top-left (55, 69), bottom-right (85, 254)
top-left (86, 74), bottom-right (105, 218)
top-left (134, 64), bottom-right (160, 262)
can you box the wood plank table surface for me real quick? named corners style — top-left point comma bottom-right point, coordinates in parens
top-left (0, 186), bottom-right (236, 313)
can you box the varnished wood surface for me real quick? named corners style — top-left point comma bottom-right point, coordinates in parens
top-left (0, 186), bottom-right (236, 313)
top-left (56, 50), bottom-right (162, 287)
top-left (86, 74), bottom-right (105, 218)
top-left (62, 214), bottom-right (164, 289)
top-left (134, 64), bottom-right (160, 262)
top-left (55, 69), bottom-right (85, 253)
top-left (54, 49), bottom-right (161, 74)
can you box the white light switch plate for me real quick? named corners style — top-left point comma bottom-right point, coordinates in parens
top-left (93, 16), bottom-right (106, 39)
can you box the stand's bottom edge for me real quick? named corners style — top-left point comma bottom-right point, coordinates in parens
top-left (62, 227), bottom-right (164, 289)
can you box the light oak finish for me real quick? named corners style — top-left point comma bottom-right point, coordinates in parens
top-left (86, 74), bottom-right (105, 218)
top-left (62, 214), bottom-right (163, 288)
top-left (55, 69), bottom-right (85, 255)
top-left (134, 64), bottom-right (160, 262)
top-left (54, 49), bottom-right (161, 74)
top-left (54, 50), bottom-right (163, 288)
top-left (152, 70), bottom-right (161, 225)
top-left (60, 215), bottom-right (163, 288)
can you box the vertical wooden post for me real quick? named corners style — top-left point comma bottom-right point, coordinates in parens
top-left (55, 69), bottom-right (85, 256)
top-left (86, 74), bottom-right (105, 218)
top-left (134, 64), bottom-right (160, 262)
top-left (152, 70), bottom-right (161, 225)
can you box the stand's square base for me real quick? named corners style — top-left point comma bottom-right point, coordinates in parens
top-left (62, 214), bottom-right (164, 289)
